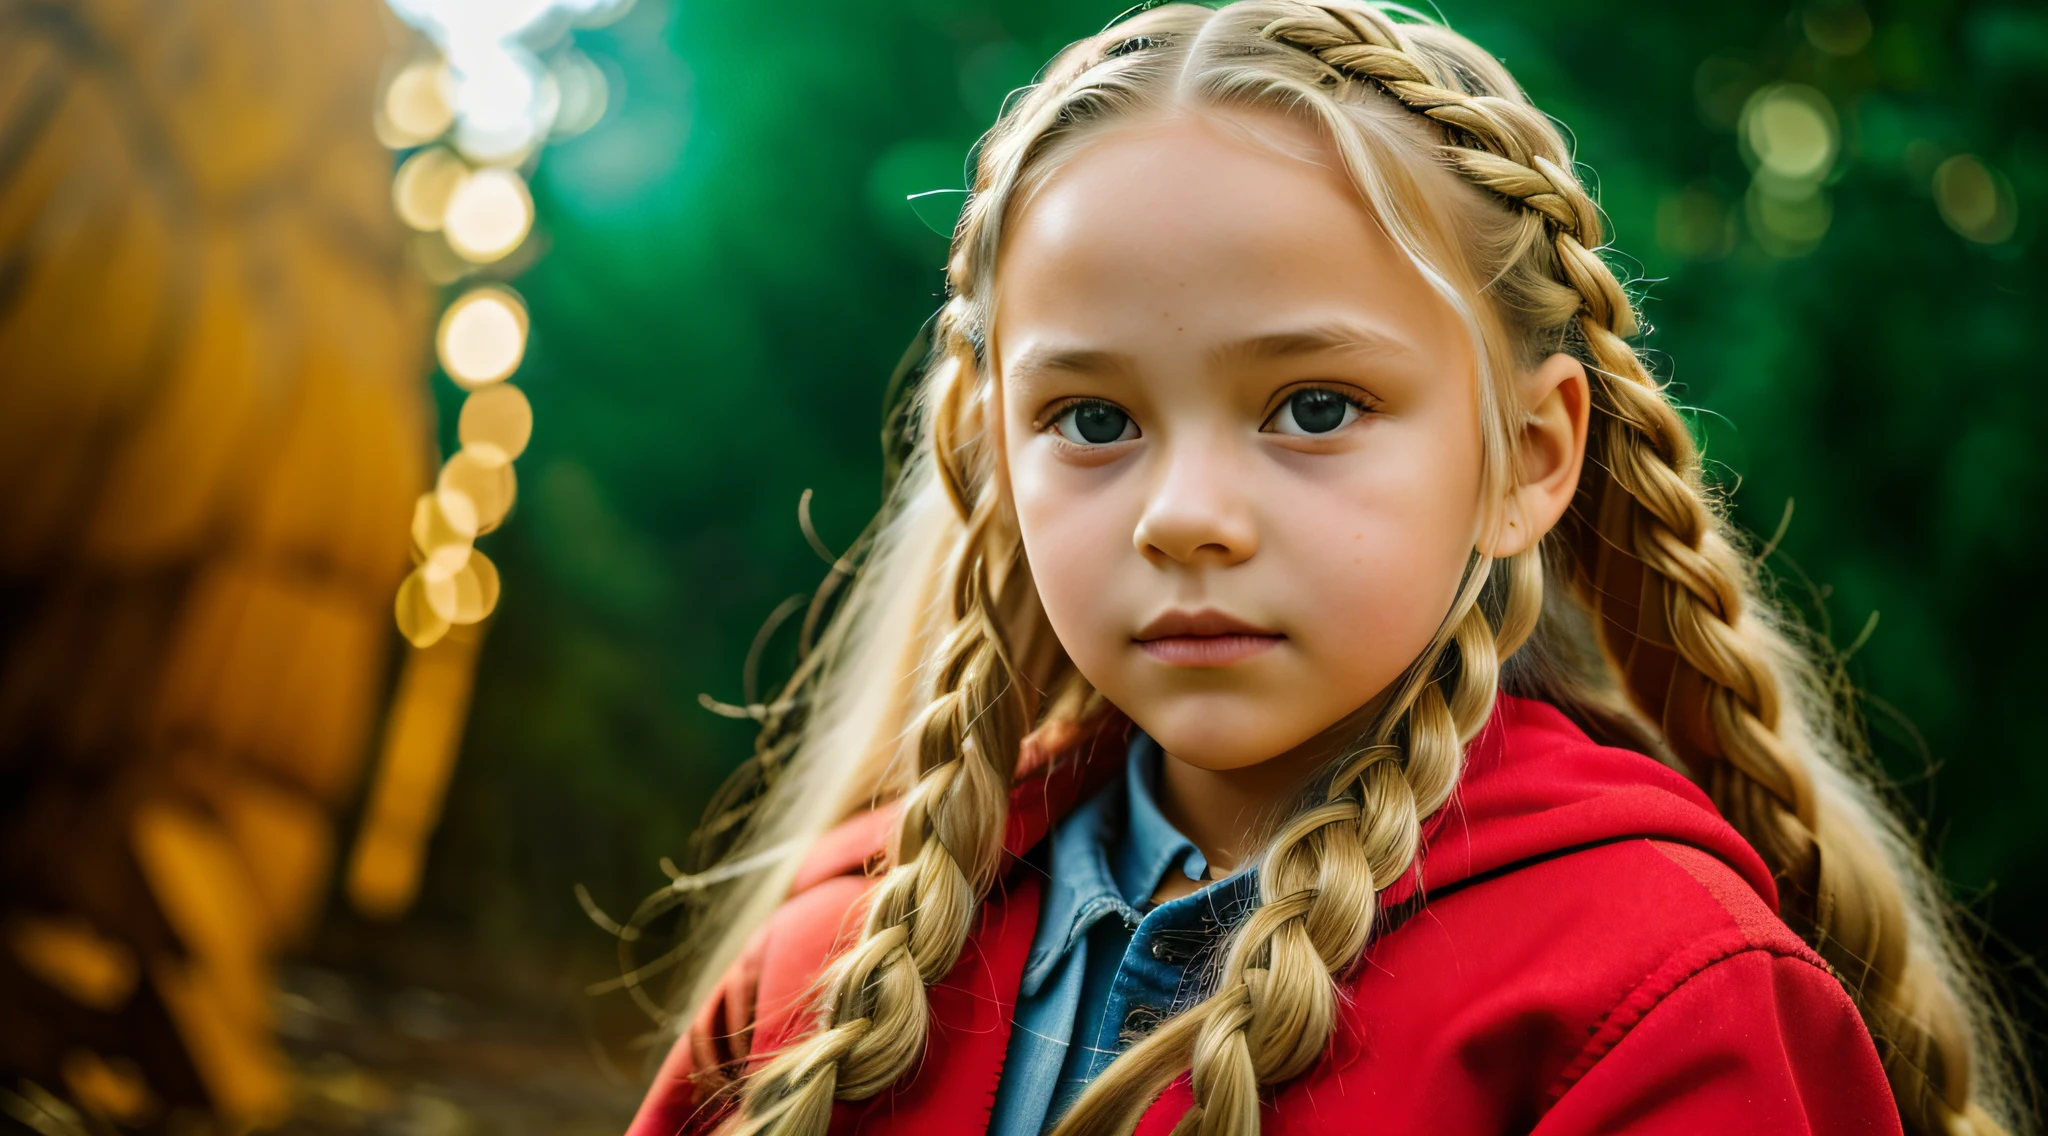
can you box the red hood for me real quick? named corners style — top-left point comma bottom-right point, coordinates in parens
top-left (1387, 695), bottom-right (1774, 911)
top-left (790, 694), bottom-right (1773, 916)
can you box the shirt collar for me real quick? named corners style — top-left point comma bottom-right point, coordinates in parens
top-left (1023, 770), bottom-right (1125, 994)
top-left (1116, 732), bottom-right (1209, 898)
top-left (1022, 731), bottom-right (1212, 993)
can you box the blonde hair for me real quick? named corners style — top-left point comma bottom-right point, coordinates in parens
top-left (678, 4), bottom-right (2025, 1134)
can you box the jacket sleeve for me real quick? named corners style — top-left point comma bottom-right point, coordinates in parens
top-left (623, 922), bottom-right (769, 1136)
top-left (1533, 948), bottom-right (1902, 1136)
top-left (626, 871), bottom-right (878, 1136)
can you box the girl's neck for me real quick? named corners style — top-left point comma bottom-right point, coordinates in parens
top-left (1149, 743), bottom-right (1328, 903)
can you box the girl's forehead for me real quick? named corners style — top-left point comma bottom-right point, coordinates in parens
top-left (1003, 110), bottom-right (1349, 248)
top-left (991, 111), bottom-right (1461, 369)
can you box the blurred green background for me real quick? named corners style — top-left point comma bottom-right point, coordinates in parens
top-left (320, 0), bottom-right (2047, 1109)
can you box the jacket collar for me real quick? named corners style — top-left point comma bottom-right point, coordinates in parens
top-left (1383, 695), bottom-right (1776, 911)
top-left (1005, 696), bottom-right (1776, 918)
top-left (789, 696), bottom-right (1776, 919)
top-left (787, 710), bottom-right (1131, 894)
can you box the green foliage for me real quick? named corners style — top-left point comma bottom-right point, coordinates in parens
top-left (404, 0), bottom-right (2046, 1050)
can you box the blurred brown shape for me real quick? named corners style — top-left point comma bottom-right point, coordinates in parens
top-left (62, 1048), bottom-right (161, 1128)
top-left (0, 0), bottom-right (432, 1128)
top-left (9, 914), bottom-right (138, 1013)
top-left (345, 625), bottom-right (484, 922)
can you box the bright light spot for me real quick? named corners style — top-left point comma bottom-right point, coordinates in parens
top-left (1934, 154), bottom-right (2018, 245)
top-left (394, 568), bottom-right (452, 647)
top-left (458, 383), bottom-right (534, 465)
top-left (443, 168), bottom-right (534, 261)
top-left (392, 146), bottom-right (470, 232)
top-left (411, 490), bottom-right (477, 576)
top-left (1743, 85), bottom-right (1838, 183)
top-left (550, 49), bottom-right (609, 139)
top-left (437, 288), bottom-right (527, 385)
top-left (384, 0), bottom-right (635, 160)
top-left (450, 45), bottom-right (546, 160)
top-left (386, 0), bottom-right (633, 645)
top-left (439, 450), bottom-right (518, 533)
top-left (381, 59), bottom-right (455, 146)
top-left (460, 551), bottom-right (502, 623)
top-left (425, 550), bottom-right (501, 624)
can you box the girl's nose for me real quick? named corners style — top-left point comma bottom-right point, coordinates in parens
top-left (1132, 439), bottom-right (1259, 567)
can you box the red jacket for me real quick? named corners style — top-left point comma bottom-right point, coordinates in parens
top-left (629, 696), bottom-right (1900, 1135)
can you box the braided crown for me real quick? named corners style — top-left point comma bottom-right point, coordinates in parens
top-left (1261, 7), bottom-right (1639, 339)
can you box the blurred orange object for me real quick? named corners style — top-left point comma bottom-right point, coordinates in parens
top-left (0, 0), bottom-right (434, 1126)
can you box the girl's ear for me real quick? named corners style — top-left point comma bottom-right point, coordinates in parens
top-left (1477, 352), bottom-right (1590, 559)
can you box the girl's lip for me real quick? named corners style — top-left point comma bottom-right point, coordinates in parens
top-left (1134, 609), bottom-right (1285, 667)
top-left (1137, 634), bottom-right (1283, 667)
top-left (1135, 608), bottom-right (1280, 640)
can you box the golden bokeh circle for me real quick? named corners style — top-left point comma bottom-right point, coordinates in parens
top-left (1742, 85), bottom-right (1838, 184)
top-left (438, 450), bottom-right (517, 533)
top-left (1934, 155), bottom-right (2018, 245)
top-left (458, 383), bottom-right (534, 466)
top-left (426, 550), bottom-right (501, 625)
top-left (436, 287), bottom-right (528, 387)
top-left (444, 168), bottom-right (534, 262)
top-left (410, 490), bottom-right (476, 576)
top-left (549, 50), bottom-right (610, 140)
top-left (395, 568), bottom-right (452, 648)
top-left (392, 146), bottom-right (469, 233)
top-left (381, 60), bottom-right (454, 146)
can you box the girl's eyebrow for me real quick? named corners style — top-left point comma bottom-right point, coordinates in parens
top-left (1005, 346), bottom-right (1135, 386)
top-left (1008, 321), bottom-right (1419, 385)
top-left (1206, 320), bottom-right (1421, 367)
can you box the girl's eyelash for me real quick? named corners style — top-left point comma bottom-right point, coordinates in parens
top-left (1035, 397), bottom-right (1105, 432)
top-left (1264, 384), bottom-right (1378, 420)
top-left (1285, 384), bottom-right (1375, 410)
top-left (1038, 388), bottom-right (1376, 426)
top-left (1034, 387), bottom-right (1377, 440)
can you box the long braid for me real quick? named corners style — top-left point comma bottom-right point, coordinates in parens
top-left (1260, 6), bottom-right (2003, 1131)
top-left (1047, 552), bottom-right (1533, 1136)
top-left (1583, 297), bottom-right (1988, 1134)
top-left (722, 312), bottom-right (1026, 1136)
top-left (1174, 585), bottom-right (1510, 1136)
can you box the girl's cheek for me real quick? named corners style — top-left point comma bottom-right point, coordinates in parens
top-left (1011, 462), bottom-right (1130, 642)
top-left (1262, 463), bottom-right (1464, 655)
top-left (1280, 510), bottom-right (1468, 698)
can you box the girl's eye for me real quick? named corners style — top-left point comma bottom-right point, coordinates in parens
top-left (1265, 388), bottom-right (1361, 436)
top-left (1052, 401), bottom-right (1139, 445)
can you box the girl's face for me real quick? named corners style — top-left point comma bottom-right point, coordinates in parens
top-left (994, 111), bottom-right (1492, 771)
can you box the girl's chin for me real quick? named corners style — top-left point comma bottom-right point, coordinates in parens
top-left (1120, 696), bottom-right (1343, 774)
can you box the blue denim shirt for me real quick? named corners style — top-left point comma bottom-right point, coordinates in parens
top-left (987, 732), bottom-right (1257, 1136)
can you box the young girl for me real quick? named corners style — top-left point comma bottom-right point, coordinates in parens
top-left (627, 3), bottom-right (2022, 1134)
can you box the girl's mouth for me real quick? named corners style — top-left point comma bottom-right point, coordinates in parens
top-left (1133, 610), bottom-right (1285, 667)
